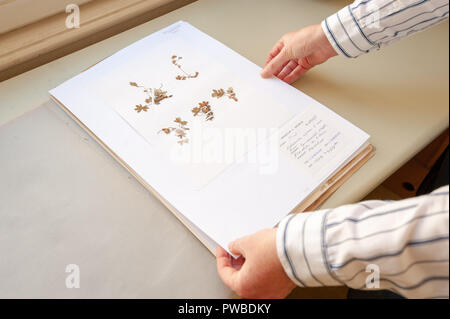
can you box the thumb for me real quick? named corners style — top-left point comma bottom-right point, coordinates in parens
top-left (260, 48), bottom-right (291, 78)
top-left (216, 246), bottom-right (240, 291)
top-left (228, 238), bottom-right (246, 258)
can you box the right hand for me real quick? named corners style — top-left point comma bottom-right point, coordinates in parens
top-left (260, 24), bottom-right (338, 84)
top-left (216, 229), bottom-right (296, 299)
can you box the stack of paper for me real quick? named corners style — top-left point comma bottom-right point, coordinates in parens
top-left (50, 21), bottom-right (372, 254)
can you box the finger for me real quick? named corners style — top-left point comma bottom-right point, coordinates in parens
top-left (261, 48), bottom-right (290, 78)
top-left (273, 59), bottom-right (291, 78)
top-left (283, 57), bottom-right (314, 83)
top-left (299, 56), bottom-right (314, 71)
top-left (282, 65), bottom-right (306, 84)
top-left (217, 245), bottom-right (246, 270)
top-left (216, 246), bottom-right (239, 290)
top-left (228, 239), bottom-right (244, 257)
top-left (276, 59), bottom-right (298, 80)
top-left (264, 40), bottom-right (284, 67)
top-left (231, 255), bottom-right (245, 270)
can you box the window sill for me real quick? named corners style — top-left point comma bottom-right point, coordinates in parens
top-left (0, 0), bottom-right (196, 82)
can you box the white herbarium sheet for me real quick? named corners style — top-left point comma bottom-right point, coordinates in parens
top-left (50, 21), bottom-right (370, 254)
top-left (94, 34), bottom-right (293, 189)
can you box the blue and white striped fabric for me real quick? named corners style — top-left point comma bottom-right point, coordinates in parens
top-left (276, 185), bottom-right (449, 298)
top-left (322, 0), bottom-right (449, 58)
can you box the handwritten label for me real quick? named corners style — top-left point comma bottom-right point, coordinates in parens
top-left (280, 108), bottom-right (349, 176)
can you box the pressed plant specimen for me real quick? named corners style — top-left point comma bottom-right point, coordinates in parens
top-left (153, 87), bottom-right (173, 104)
top-left (134, 104), bottom-right (149, 113)
top-left (159, 117), bottom-right (190, 145)
top-left (211, 87), bottom-right (238, 101)
top-left (192, 101), bottom-right (214, 121)
top-left (129, 82), bottom-right (173, 113)
top-left (171, 55), bottom-right (199, 80)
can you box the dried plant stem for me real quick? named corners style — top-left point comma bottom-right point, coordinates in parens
top-left (171, 55), bottom-right (199, 80)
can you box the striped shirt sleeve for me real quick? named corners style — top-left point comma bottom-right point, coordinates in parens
top-left (322, 0), bottom-right (449, 58)
top-left (276, 185), bottom-right (449, 298)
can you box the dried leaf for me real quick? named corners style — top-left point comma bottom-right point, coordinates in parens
top-left (192, 101), bottom-right (214, 121)
top-left (227, 87), bottom-right (238, 101)
top-left (153, 88), bottom-right (172, 105)
top-left (212, 88), bottom-right (225, 98)
top-left (212, 87), bottom-right (238, 102)
top-left (206, 112), bottom-right (214, 121)
top-left (161, 117), bottom-right (190, 146)
top-left (134, 104), bottom-right (149, 113)
top-left (176, 129), bottom-right (186, 138)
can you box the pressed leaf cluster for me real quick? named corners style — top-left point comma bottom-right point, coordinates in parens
top-left (159, 117), bottom-right (190, 145)
top-left (212, 87), bottom-right (238, 101)
top-left (130, 81), bottom-right (173, 112)
top-left (129, 55), bottom-right (239, 146)
top-left (192, 101), bottom-right (214, 121)
top-left (134, 104), bottom-right (149, 113)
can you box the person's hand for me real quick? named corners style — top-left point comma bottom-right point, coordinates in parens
top-left (261, 24), bottom-right (337, 83)
top-left (216, 228), bottom-right (296, 298)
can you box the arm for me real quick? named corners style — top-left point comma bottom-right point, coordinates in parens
top-left (323, 0), bottom-right (449, 58)
top-left (277, 185), bottom-right (449, 299)
top-left (261, 0), bottom-right (449, 82)
top-left (217, 186), bottom-right (449, 298)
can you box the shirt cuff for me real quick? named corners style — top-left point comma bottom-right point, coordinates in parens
top-left (276, 210), bottom-right (342, 287)
top-left (321, 5), bottom-right (378, 58)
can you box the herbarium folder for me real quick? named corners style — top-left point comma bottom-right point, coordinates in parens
top-left (50, 21), bottom-right (374, 254)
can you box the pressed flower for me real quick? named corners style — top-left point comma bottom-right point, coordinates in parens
top-left (159, 117), bottom-right (190, 145)
top-left (171, 55), bottom-right (199, 80)
top-left (129, 82), bottom-right (173, 112)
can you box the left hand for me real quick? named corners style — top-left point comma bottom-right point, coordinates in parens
top-left (216, 228), bottom-right (296, 298)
